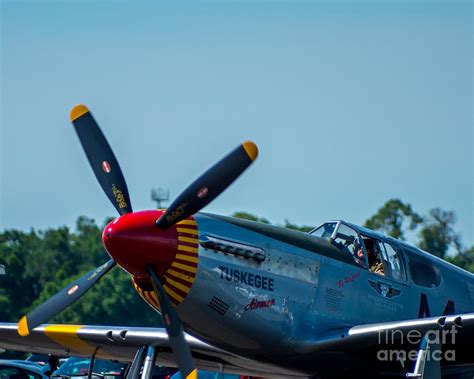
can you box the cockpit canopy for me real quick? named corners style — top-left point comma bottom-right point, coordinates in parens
top-left (310, 221), bottom-right (406, 281)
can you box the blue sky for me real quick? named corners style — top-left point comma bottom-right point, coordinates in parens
top-left (1, 1), bottom-right (472, 248)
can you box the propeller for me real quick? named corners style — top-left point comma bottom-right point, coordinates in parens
top-left (71, 105), bottom-right (133, 215)
top-left (19, 103), bottom-right (259, 379)
top-left (18, 260), bottom-right (116, 336)
top-left (18, 105), bottom-right (129, 336)
top-left (146, 265), bottom-right (197, 379)
top-left (156, 141), bottom-right (258, 229)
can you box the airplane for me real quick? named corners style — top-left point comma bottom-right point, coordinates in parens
top-left (0, 104), bottom-right (473, 379)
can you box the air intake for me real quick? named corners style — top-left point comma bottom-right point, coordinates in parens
top-left (208, 296), bottom-right (230, 316)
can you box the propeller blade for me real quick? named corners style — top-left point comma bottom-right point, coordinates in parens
top-left (146, 265), bottom-right (197, 379)
top-left (156, 141), bottom-right (258, 229)
top-left (70, 104), bottom-right (133, 215)
top-left (18, 260), bottom-right (116, 336)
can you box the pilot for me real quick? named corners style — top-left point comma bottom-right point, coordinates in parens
top-left (354, 240), bottom-right (367, 267)
top-left (364, 239), bottom-right (385, 276)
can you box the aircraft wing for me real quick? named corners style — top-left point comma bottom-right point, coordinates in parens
top-left (0, 323), bottom-right (308, 378)
top-left (291, 313), bottom-right (474, 374)
top-left (319, 313), bottom-right (474, 351)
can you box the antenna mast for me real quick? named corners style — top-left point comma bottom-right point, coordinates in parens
top-left (151, 187), bottom-right (170, 209)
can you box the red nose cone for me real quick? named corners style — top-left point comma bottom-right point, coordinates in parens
top-left (102, 210), bottom-right (179, 278)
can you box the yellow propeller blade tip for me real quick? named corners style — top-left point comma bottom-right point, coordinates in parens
top-left (70, 104), bottom-right (89, 121)
top-left (185, 369), bottom-right (198, 379)
top-left (242, 141), bottom-right (258, 161)
top-left (18, 316), bottom-right (30, 337)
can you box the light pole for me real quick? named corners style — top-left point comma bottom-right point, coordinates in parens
top-left (151, 187), bottom-right (170, 209)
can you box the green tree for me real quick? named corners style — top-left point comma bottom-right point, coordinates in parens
top-left (232, 211), bottom-right (313, 232)
top-left (364, 199), bottom-right (423, 240)
top-left (0, 229), bottom-right (40, 321)
top-left (283, 220), bottom-right (314, 233)
top-left (37, 268), bottom-right (160, 326)
top-left (447, 246), bottom-right (474, 273)
top-left (0, 217), bottom-right (159, 326)
top-left (418, 208), bottom-right (461, 260)
top-left (232, 211), bottom-right (270, 224)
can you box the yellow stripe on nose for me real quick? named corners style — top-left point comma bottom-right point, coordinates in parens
top-left (164, 276), bottom-right (191, 293)
top-left (167, 269), bottom-right (194, 283)
top-left (176, 254), bottom-right (199, 264)
top-left (178, 245), bottom-right (198, 254)
top-left (172, 262), bottom-right (198, 273)
top-left (176, 220), bottom-right (197, 226)
top-left (163, 284), bottom-right (185, 303)
top-left (177, 228), bottom-right (198, 235)
top-left (178, 236), bottom-right (199, 244)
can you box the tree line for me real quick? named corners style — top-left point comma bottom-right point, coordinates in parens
top-left (0, 198), bottom-right (472, 330)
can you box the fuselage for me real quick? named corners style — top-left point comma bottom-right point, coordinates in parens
top-left (103, 210), bottom-right (474, 372)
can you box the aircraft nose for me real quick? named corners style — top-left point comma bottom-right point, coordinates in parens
top-left (102, 210), bottom-right (187, 278)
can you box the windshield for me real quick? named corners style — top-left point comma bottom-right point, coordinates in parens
top-left (54, 358), bottom-right (126, 377)
top-left (311, 222), bottom-right (367, 267)
top-left (310, 222), bottom-right (337, 238)
top-left (26, 354), bottom-right (50, 366)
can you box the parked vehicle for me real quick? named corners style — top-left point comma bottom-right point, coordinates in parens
top-left (168, 371), bottom-right (241, 379)
top-left (25, 354), bottom-right (50, 366)
top-left (51, 357), bottom-right (175, 379)
top-left (51, 357), bottom-right (126, 379)
top-left (0, 359), bottom-right (49, 379)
